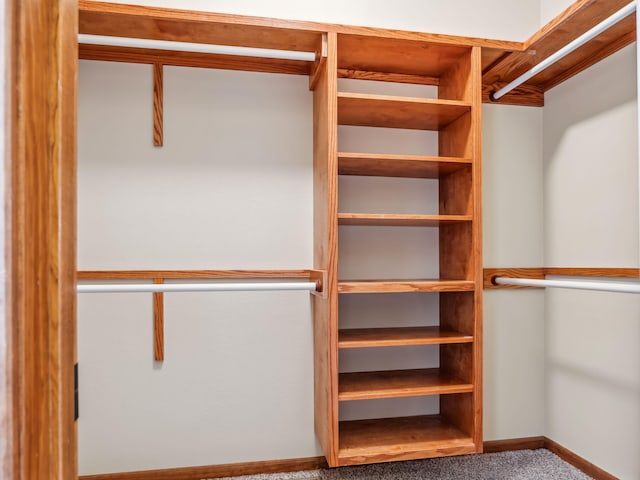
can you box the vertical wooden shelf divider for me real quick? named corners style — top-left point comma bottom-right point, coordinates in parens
top-left (312, 31), bottom-right (340, 466)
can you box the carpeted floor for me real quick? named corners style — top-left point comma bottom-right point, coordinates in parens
top-left (214, 450), bottom-right (593, 480)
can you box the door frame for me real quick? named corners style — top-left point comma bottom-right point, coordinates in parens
top-left (2, 0), bottom-right (78, 478)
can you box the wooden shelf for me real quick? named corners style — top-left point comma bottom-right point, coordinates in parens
top-left (338, 213), bottom-right (471, 227)
top-left (339, 368), bottom-right (472, 401)
top-left (338, 415), bottom-right (476, 465)
top-left (338, 153), bottom-right (471, 179)
top-left (338, 279), bottom-right (475, 294)
top-left (337, 93), bottom-right (470, 130)
top-left (338, 326), bottom-right (473, 348)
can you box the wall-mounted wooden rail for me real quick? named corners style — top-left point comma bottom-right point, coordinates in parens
top-left (78, 269), bottom-right (326, 361)
top-left (484, 267), bottom-right (640, 289)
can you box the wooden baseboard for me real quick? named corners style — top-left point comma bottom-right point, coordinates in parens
top-left (79, 456), bottom-right (328, 480)
top-left (544, 438), bottom-right (619, 480)
top-left (483, 436), bottom-right (546, 453)
top-left (80, 437), bottom-right (618, 480)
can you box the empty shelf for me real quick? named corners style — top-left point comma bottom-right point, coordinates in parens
top-left (338, 326), bottom-right (473, 348)
top-left (338, 213), bottom-right (471, 227)
top-left (338, 415), bottom-right (476, 466)
top-left (338, 279), bottom-right (475, 294)
top-left (338, 92), bottom-right (470, 130)
top-left (339, 368), bottom-right (472, 401)
top-left (338, 153), bottom-right (471, 178)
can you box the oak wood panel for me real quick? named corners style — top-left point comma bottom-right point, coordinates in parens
top-left (337, 153), bottom-right (471, 179)
top-left (9, 0), bottom-right (78, 478)
top-left (337, 34), bottom-right (469, 77)
top-left (337, 213), bottom-right (472, 227)
top-left (439, 48), bottom-right (472, 102)
top-left (481, 82), bottom-right (544, 107)
top-left (77, 269), bottom-right (317, 279)
top-left (153, 63), bottom-right (163, 146)
top-left (338, 369), bottom-right (473, 401)
top-left (483, 268), bottom-right (546, 289)
top-left (545, 267), bottom-right (640, 277)
top-left (79, 0), bottom-right (324, 51)
top-left (482, 0), bottom-right (635, 103)
top-left (484, 267), bottom-right (640, 289)
top-left (338, 327), bottom-right (473, 348)
top-left (338, 280), bottom-right (475, 294)
top-left (338, 415), bottom-right (475, 466)
top-left (79, 44), bottom-right (312, 76)
top-left (441, 344), bottom-right (473, 383)
top-left (337, 93), bottom-right (470, 130)
top-left (337, 69), bottom-right (439, 86)
top-left (79, 456), bottom-right (328, 480)
top-left (439, 224), bottom-right (473, 280)
top-left (153, 279), bottom-right (164, 362)
top-left (440, 292), bottom-right (475, 337)
top-left (441, 393), bottom-right (475, 438)
top-left (312, 31), bottom-right (340, 467)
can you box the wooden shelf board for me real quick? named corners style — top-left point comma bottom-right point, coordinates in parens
top-left (339, 368), bottom-right (472, 401)
top-left (338, 153), bottom-right (471, 179)
top-left (337, 34), bottom-right (470, 77)
top-left (338, 279), bottom-right (475, 294)
top-left (338, 415), bottom-right (476, 466)
top-left (338, 326), bottom-right (473, 348)
top-left (338, 213), bottom-right (471, 227)
top-left (337, 93), bottom-right (470, 130)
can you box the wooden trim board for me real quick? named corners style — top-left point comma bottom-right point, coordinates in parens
top-left (78, 437), bottom-right (618, 480)
top-left (484, 267), bottom-right (640, 289)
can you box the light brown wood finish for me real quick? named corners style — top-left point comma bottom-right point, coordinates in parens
top-left (153, 63), bottom-right (163, 146)
top-left (337, 93), bottom-right (470, 130)
top-left (338, 153), bottom-right (471, 179)
top-left (483, 0), bottom-right (636, 106)
top-left (337, 69), bottom-right (439, 86)
top-left (338, 327), bottom-right (473, 348)
top-left (79, 456), bottom-right (328, 480)
top-left (337, 213), bottom-right (472, 227)
top-left (338, 280), bottom-right (475, 294)
top-left (79, 44), bottom-right (313, 76)
top-left (9, 0), bottom-right (78, 478)
top-left (483, 267), bottom-right (640, 289)
top-left (483, 436), bottom-right (546, 453)
top-left (312, 31), bottom-right (340, 467)
top-left (77, 269), bottom-right (320, 280)
top-left (338, 368), bottom-right (473, 401)
top-left (338, 415), bottom-right (475, 466)
top-left (153, 279), bottom-right (164, 361)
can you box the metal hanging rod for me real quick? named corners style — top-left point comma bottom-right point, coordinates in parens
top-left (494, 276), bottom-right (640, 294)
top-left (77, 281), bottom-right (319, 294)
top-left (490, 0), bottom-right (637, 101)
top-left (78, 34), bottom-right (317, 62)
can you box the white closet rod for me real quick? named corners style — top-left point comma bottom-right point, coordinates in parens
top-left (490, 0), bottom-right (637, 100)
top-left (78, 33), bottom-right (317, 62)
top-left (77, 282), bottom-right (318, 294)
top-left (494, 276), bottom-right (640, 294)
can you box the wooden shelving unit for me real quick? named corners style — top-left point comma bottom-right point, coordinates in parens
top-left (313, 31), bottom-right (483, 467)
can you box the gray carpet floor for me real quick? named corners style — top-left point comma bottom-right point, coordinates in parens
top-left (214, 450), bottom-right (594, 480)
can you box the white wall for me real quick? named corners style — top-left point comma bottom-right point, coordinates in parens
top-left (539, 0), bottom-right (573, 27)
top-left (543, 44), bottom-right (640, 479)
top-left (77, 0), bottom-right (543, 475)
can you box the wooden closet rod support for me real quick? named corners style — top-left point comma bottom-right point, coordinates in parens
top-left (489, 0), bottom-right (637, 100)
top-left (78, 34), bottom-right (317, 62)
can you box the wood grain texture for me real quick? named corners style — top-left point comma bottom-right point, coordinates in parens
top-left (338, 415), bottom-right (475, 466)
top-left (482, 82), bottom-right (544, 107)
top-left (337, 213), bottom-right (472, 227)
top-left (79, 44), bottom-right (313, 76)
top-left (483, 267), bottom-right (640, 289)
top-left (77, 269), bottom-right (317, 279)
top-left (482, 0), bottom-right (635, 104)
top-left (338, 368), bottom-right (473, 401)
top-left (79, 456), bottom-right (328, 480)
top-left (337, 92), bottom-right (470, 130)
top-left (153, 279), bottom-right (164, 361)
top-left (9, 0), bottom-right (78, 478)
top-left (153, 64), bottom-right (163, 146)
top-left (338, 327), bottom-right (473, 348)
top-left (483, 436), bottom-right (546, 453)
top-left (338, 153), bottom-right (471, 179)
top-left (312, 31), bottom-right (339, 467)
top-left (338, 280), bottom-right (475, 294)
top-left (440, 292), bottom-right (475, 337)
top-left (337, 69), bottom-right (439, 86)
